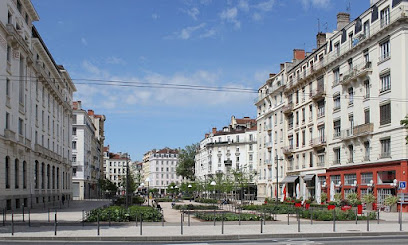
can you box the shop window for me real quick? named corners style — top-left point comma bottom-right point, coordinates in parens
top-left (377, 170), bottom-right (396, 184)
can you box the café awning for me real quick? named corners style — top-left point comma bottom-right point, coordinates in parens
top-left (303, 174), bottom-right (315, 181)
top-left (281, 175), bottom-right (299, 183)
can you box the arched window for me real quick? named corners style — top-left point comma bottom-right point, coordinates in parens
top-left (5, 157), bottom-right (10, 189)
top-left (56, 167), bottom-right (60, 189)
top-left (41, 162), bottom-right (45, 189)
top-left (15, 159), bottom-right (19, 189)
top-left (47, 164), bottom-right (50, 189)
top-left (35, 161), bottom-right (39, 189)
top-left (52, 166), bottom-right (55, 189)
top-left (23, 161), bottom-right (27, 189)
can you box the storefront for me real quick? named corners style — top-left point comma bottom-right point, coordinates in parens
top-left (321, 160), bottom-right (408, 212)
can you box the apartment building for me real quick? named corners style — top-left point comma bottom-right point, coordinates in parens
top-left (195, 116), bottom-right (258, 197)
top-left (142, 148), bottom-right (180, 195)
top-left (256, 0), bottom-right (408, 211)
top-left (71, 102), bottom-right (105, 200)
top-left (0, 0), bottom-right (76, 210)
top-left (103, 149), bottom-right (131, 192)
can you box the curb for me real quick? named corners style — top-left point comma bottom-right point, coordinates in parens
top-left (0, 232), bottom-right (408, 242)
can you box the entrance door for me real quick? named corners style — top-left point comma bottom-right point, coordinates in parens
top-left (377, 189), bottom-right (392, 208)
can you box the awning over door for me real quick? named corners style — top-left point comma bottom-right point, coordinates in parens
top-left (281, 175), bottom-right (299, 183)
top-left (303, 174), bottom-right (315, 181)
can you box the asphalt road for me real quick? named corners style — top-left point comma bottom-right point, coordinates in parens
top-left (1, 235), bottom-right (408, 245)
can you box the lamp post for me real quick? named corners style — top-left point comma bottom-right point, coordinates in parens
top-left (125, 153), bottom-right (130, 209)
top-left (146, 177), bottom-right (150, 206)
top-left (188, 184), bottom-right (192, 202)
top-left (275, 155), bottom-right (284, 204)
top-left (210, 181), bottom-right (216, 200)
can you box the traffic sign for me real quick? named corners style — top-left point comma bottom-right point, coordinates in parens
top-left (399, 181), bottom-right (406, 190)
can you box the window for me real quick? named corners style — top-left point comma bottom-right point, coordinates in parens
top-left (380, 103), bottom-right (391, 125)
top-left (317, 100), bottom-right (325, 117)
top-left (302, 130), bottom-right (305, 147)
top-left (380, 40), bottom-right (390, 61)
top-left (6, 78), bottom-right (10, 96)
top-left (17, 0), bottom-right (22, 13)
top-left (7, 45), bottom-right (11, 63)
top-left (72, 141), bottom-right (77, 150)
top-left (380, 73), bottom-right (391, 92)
top-left (330, 175), bottom-right (340, 185)
top-left (72, 127), bottom-right (77, 136)
top-left (364, 141), bottom-right (370, 161)
top-left (5, 112), bottom-right (10, 130)
top-left (23, 161), bottom-right (26, 189)
top-left (345, 174), bottom-right (356, 186)
top-left (309, 104), bottom-right (313, 121)
top-left (334, 148), bottom-right (341, 165)
top-left (377, 170), bottom-right (396, 184)
top-left (363, 21), bottom-right (370, 37)
top-left (334, 42), bottom-right (340, 56)
top-left (5, 157), bottom-right (10, 189)
top-left (309, 152), bottom-right (313, 167)
top-left (302, 108), bottom-right (305, 124)
top-left (333, 94), bottom-right (340, 111)
top-left (333, 120), bottom-right (341, 138)
top-left (15, 159), bottom-right (19, 189)
top-left (380, 6), bottom-right (390, 27)
top-left (364, 109), bottom-right (370, 124)
top-left (348, 87), bottom-right (354, 105)
top-left (364, 80), bottom-right (370, 98)
top-left (348, 145), bottom-right (354, 163)
top-left (35, 161), bottom-right (39, 189)
top-left (380, 138), bottom-right (391, 158)
top-left (361, 173), bottom-right (373, 185)
top-left (18, 118), bottom-right (23, 135)
top-left (296, 111), bottom-right (299, 126)
top-left (318, 153), bottom-right (325, 166)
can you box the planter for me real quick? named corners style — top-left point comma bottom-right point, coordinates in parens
top-left (295, 203), bottom-right (302, 208)
top-left (328, 205), bottom-right (336, 210)
top-left (365, 203), bottom-right (372, 211)
top-left (357, 204), bottom-right (363, 214)
top-left (341, 205), bottom-right (352, 211)
top-left (305, 203), bottom-right (310, 209)
top-left (372, 203), bottom-right (377, 210)
top-left (389, 204), bottom-right (397, 212)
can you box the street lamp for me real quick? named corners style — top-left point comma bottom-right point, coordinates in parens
top-left (188, 184), bottom-right (192, 202)
top-left (210, 181), bottom-right (216, 200)
top-left (275, 155), bottom-right (284, 204)
top-left (146, 177), bottom-right (151, 206)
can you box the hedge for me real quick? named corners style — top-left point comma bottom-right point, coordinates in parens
top-left (174, 204), bottom-right (218, 210)
top-left (194, 212), bottom-right (274, 221)
top-left (86, 205), bottom-right (162, 222)
top-left (195, 198), bottom-right (218, 204)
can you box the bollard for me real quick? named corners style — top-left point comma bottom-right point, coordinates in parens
top-left (135, 214), bottom-right (138, 227)
top-left (140, 214), bottom-right (143, 235)
top-left (377, 209), bottom-right (380, 224)
top-left (260, 218), bottom-right (263, 233)
top-left (221, 213), bottom-right (224, 234)
top-left (400, 206), bottom-right (403, 231)
top-left (97, 213), bottom-right (100, 236)
top-left (239, 208), bottom-right (241, 225)
top-left (263, 210), bottom-right (266, 225)
top-left (287, 212), bottom-right (290, 225)
top-left (333, 209), bottom-right (336, 232)
top-left (367, 212), bottom-right (370, 232)
top-left (82, 210), bottom-right (85, 227)
top-left (28, 208), bottom-right (31, 227)
top-left (355, 209), bottom-right (358, 225)
top-left (181, 213), bottom-right (183, 235)
top-left (188, 212), bottom-right (190, 227)
top-left (11, 211), bottom-right (14, 236)
top-left (297, 209), bottom-right (300, 233)
top-left (162, 210), bottom-right (164, 227)
top-left (310, 208), bottom-right (313, 225)
top-left (54, 213), bottom-right (57, 236)
top-left (22, 205), bottom-right (25, 222)
top-left (48, 208), bottom-right (50, 222)
top-left (214, 209), bottom-right (216, 226)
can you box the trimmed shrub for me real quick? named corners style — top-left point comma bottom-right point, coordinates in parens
top-left (86, 205), bottom-right (162, 222)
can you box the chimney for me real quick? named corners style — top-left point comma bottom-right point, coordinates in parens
top-left (280, 63), bottom-right (285, 71)
top-left (269, 73), bottom-right (275, 78)
top-left (212, 127), bottom-right (217, 135)
top-left (337, 12), bottom-right (350, 31)
top-left (87, 110), bottom-right (94, 116)
top-left (293, 49), bottom-right (305, 61)
top-left (316, 32), bottom-right (326, 48)
top-left (205, 133), bottom-right (209, 138)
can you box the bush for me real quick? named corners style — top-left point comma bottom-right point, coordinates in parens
top-left (86, 205), bottom-right (162, 222)
top-left (320, 193), bottom-right (327, 203)
top-left (182, 196), bottom-right (193, 200)
top-left (174, 204), bottom-right (218, 210)
top-left (194, 212), bottom-right (274, 221)
top-left (362, 194), bottom-right (376, 204)
top-left (384, 195), bottom-right (398, 206)
top-left (155, 198), bottom-right (175, 202)
top-left (301, 209), bottom-right (377, 221)
top-left (195, 198), bottom-right (217, 204)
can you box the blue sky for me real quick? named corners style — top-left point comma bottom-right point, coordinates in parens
top-left (31, 0), bottom-right (369, 161)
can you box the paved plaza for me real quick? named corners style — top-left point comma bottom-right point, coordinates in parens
top-left (0, 200), bottom-right (408, 242)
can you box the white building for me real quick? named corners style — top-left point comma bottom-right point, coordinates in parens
top-left (72, 101), bottom-right (105, 200)
top-left (142, 148), bottom-right (180, 195)
top-left (103, 149), bottom-right (131, 192)
top-left (195, 116), bottom-right (258, 196)
top-left (0, 0), bottom-right (76, 210)
top-left (255, 0), bottom-right (408, 211)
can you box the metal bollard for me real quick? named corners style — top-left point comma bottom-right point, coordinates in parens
top-left (333, 209), bottom-right (336, 232)
top-left (288, 212), bottom-right (290, 225)
top-left (181, 213), bottom-right (183, 235)
top-left (188, 212), bottom-right (190, 226)
top-left (82, 210), bottom-right (85, 227)
top-left (239, 208), bottom-right (241, 225)
top-left (48, 208), bottom-right (50, 222)
top-left (367, 212), bottom-right (370, 232)
top-left (355, 209), bottom-right (358, 225)
top-left (97, 213), bottom-right (100, 236)
top-left (221, 213), bottom-right (224, 234)
top-left (140, 214), bottom-right (143, 235)
top-left (297, 210), bottom-right (300, 233)
top-left (28, 208), bottom-right (31, 227)
top-left (22, 206), bottom-right (25, 222)
top-left (310, 208), bottom-right (313, 225)
top-left (162, 210), bottom-right (164, 227)
top-left (54, 213), bottom-right (57, 236)
top-left (261, 218), bottom-right (263, 233)
top-left (214, 209), bottom-right (216, 226)
top-left (377, 209), bottom-right (380, 224)
top-left (11, 211), bottom-right (14, 236)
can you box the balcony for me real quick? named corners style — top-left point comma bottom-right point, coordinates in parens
top-left (342, 123), bottom-right (374, 140)
top-left (311, 89), bottom-right (325, 101)
top-left (282, 103), bottom-right (294, 114)
top-left (283, 145), bottom-right (294, 155)
top-left (25, 138), bottom-right (31, 148)
top-left (340, 62), bottom-right (373, 86)
top-left (310, 137), bottom-right (327, 148)
top-left (380, 152), bottom-right (391, 159)
top-left (4, 129), bottom-right (16, 141)
top-left (287, 165), bottom-right (294, 171)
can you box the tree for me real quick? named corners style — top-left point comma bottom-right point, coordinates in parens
top-left (401, 115), bottom-right (408, 143)
top-left (176, 143), bottom-right (199, 181)
top-left (98, 178), bottom-right (118, 197)
top-left (121, 172), bottom-right (138, 194)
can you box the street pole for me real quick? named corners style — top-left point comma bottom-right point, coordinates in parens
top-left (275, 155), bottom-right (283, 204)
top-left (126, 153), bottom-right (130, 209)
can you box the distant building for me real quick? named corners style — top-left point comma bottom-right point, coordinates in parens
top-left (0, 0), bottom-right (76, 210)
top-left (71, 101), bottom-right (105, 200)
top-left (103, 147), bottom-right (131, 192)
top-left (142, 148), bottom-right (180, 195)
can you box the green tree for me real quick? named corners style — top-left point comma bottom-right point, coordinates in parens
top-left (121, 173), bottom-right (138, 194)
top-left (176, 143), bottom-right (199, 181)
top-left (401, 115), bottom-right (408, 143)
top-left (98, 178), bottom-right (118, 197)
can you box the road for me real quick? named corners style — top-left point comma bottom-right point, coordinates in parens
top-left (1, 235), bottom-right (408, 244)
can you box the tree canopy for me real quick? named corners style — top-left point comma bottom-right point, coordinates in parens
top-left (176, 143), bottom-right (199, 181)
top-left (401, 115), bottom-right (408, 144)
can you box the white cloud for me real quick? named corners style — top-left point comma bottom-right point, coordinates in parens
top-left (105, 57), bottom-right (127, 65)
top-left (200, 0), bottom-right (212, 5)
top-left (81, 37), bottom-right (88, 46)
top-left (300, 0), bottom-right (331, 9)
top-left (186, 7), bottom-right (200, 20)
top-left (179, 23), bottom-right (206, 39)
top-left (200, 28), bottom-right (217, 38)
top-left (220, 7), bottom-right (241, 29)
top-left (152, 13), bottom-right (159, 20)
top-left (254, 0), bottom-right (276, 12)
top-left (238, 0), bottom-right (249, 12)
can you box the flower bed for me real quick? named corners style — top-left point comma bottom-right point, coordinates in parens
top-left (195, 198), bottom-right (218, 204)
top-left (300, 209), bottom-right (377, 221)
top-left (86, 205), bottom-right (162, 222)
top-left (194, 212), bottom-right (274, 221)
top-left (174, 204), bottom-right (218, 210)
